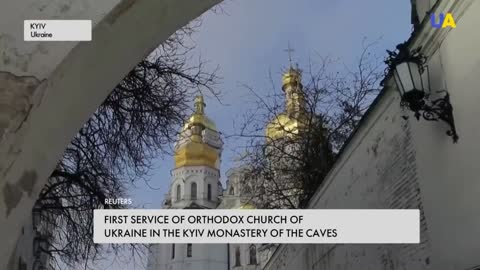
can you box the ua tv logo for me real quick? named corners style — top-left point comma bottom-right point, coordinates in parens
top-left (430, 13), bottom-right (457, 28)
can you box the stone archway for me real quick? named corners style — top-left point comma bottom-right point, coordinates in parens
top-left (0, 0), bottom-right (221, 266)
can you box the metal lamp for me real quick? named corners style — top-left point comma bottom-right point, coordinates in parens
top-left (384, 43), bottom-right (459, 143)
top-left (393, 60), bottom-right (428, 111)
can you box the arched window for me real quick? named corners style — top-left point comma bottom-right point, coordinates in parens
top-left (171, 243), bottom-right (175, 259)
top-left (234, 246), bottom-right (241, 267)
top-left (249, 245), bottom-right (257, 265)
top-left (191, 183), bottom-right (197, 200)
top-left (176, 185), bottom-right (181, 201)
top-left (207, 184), bottom-right (212, 201)
top-left (187, 243), bottom-right (192, 257)
top-left (229, 187), bottom-right (234, 196)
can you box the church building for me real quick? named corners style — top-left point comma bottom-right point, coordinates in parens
top-left (146, 64), bottom-right (306, 270)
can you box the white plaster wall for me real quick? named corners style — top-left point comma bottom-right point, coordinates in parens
top-left (230, 243), bottom-right (260, 270)
top-left (264, 2), bottom-right (480, 269)
top-left (265, 88), bottom-right (432, 270)
top-left (0, 0), bottom-right (121, 78)
top-left (408, 1), bottom-right (480, 269)
top-left (170, 166), bottom-right (220, 209)
top-left (148, 243), bottom-right (228, 270)
top-left (414, 0), bottom-right (437, 23)
top-left (149, 163), bottom-right (226, 269)
top-left (218, 167), bottom-right (252, 209)
top-left (8, 216), bottom-right (37, 269)
top-left (0, 0), bottom-right (222, 267)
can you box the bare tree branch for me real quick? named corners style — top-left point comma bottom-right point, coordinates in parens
top-left (231, 40), bottom-right (383, 209)
top-left (33, 22), bottom-right (220, 269)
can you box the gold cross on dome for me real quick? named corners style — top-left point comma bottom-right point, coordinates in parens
top-left (194, 95), bottom-right (205, 114)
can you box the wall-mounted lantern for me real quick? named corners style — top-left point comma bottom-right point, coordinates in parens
top-left (383, 43), bottom-right (459, 143)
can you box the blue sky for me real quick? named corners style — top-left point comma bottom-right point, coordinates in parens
top-left (128, 0), bottom-right (412, 212)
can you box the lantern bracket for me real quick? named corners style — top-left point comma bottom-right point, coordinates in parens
top-left (383, 42), bottom-right (459, 143)
top-left (401, 91), bottom-right (458, 143)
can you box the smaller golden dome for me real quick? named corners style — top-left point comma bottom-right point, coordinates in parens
top-left (266, 113), bottom-right (305, 140)
top-left (174, 95), bottom-right (221, 169)
top-left (266, 66), bottom-right (307, 140)
top-left (183, 114), bottom-right (217, 132)
top-left (282, 68), bottom-right (302, 90)
top-left (182, 95), bottom-right (218, 132)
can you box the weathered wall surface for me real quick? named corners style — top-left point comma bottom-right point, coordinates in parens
top-left (265, 89), bottom-right (431, 270)
top-left (6, 216), bottom-right (39, 270)
top-left (265, 1), bottom-right (480, 269)
top-left (147, 243), bottom-right (229, 270)
top-left (413, 0), bottom-right (437, 23)
top-left (0, 0), bottom-right (121, 142)
top-left (0, 0), bottom-right (122, 78)
top-left (0, 0), bottom-right (221, 268)
top-left (0, 73), bottom-right (40, 140)
top-left (408, 0), bottom-right (480, 269)
top-left (304, 91), bottom-right (431, 269)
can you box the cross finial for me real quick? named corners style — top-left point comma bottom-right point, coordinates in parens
top-left (284, 42), bottom-right (294, 67)
top-left (194, 95), bottom-right (205, 114)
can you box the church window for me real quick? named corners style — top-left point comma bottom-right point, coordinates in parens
top-left (176, 185), bottom-right (181, 201)
top-left (207, 184), bottom-right (212, 201)
top-left (171, 244), bottom-right (175, 259)
top-left (234, 246), bottom-right (241, 266)
top-left (191, 182), bottom-right (197, 200)
top-left (187, 244), bottom-right (192, 257)
top-left (249, 245), bottom-right (257, 265)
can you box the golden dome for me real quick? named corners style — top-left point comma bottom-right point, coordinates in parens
top-left (174, 95), bottom-right (221, 169)
top-left (266, 113), bottom-right (305, 140)
top-left (174, 141), bottom-right (219, 168)
top-left (182, 96), bottom-right (218, 132)
top-left (182, 114), bottom-right (217, 132)
top-left (282, 67), bottom-right (302, 90)
top-left (266, 67), bottom-right (306, 140)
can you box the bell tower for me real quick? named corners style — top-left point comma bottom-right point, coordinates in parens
top-left (266, 48), bottom-right (307, 141)
top-left (170, 95), bottom-right (223, 209)
top-left (147, 96), bottom-right (228, 270)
